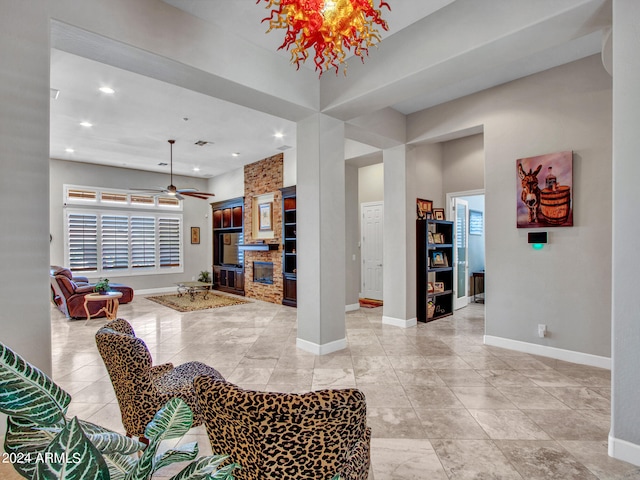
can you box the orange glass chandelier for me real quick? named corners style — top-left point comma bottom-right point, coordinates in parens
top-left (259, 0), bottom-right (391, 75)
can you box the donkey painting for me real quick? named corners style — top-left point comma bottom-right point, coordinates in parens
top-left (518, 162), bottom-right (542, 223)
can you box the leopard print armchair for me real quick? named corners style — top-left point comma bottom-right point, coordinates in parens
top-left (194, 375), bottom-right (371, 480)
top-left (95, 319), bottom-right (225, 438)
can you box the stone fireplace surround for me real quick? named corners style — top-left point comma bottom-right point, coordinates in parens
top-left (243, 154), bottom-right (284, 304)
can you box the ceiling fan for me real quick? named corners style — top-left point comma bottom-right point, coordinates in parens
top-left (131, 139), bottom-right (215, 200)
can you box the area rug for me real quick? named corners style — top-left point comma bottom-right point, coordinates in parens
top-left (359, 298), bottom-right (383, 308)
top-left (146, 292), bottom-right (250, 312)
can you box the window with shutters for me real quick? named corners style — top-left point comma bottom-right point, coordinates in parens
top-left (65, 209), bottom-right (182, 276)
top-left (63, 185), bottom-right (183, 276)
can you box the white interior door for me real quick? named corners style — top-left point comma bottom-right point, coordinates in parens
top-left (453, 198), bottom-right (469, 310)
top-left (361, 202), bottom-right (383, 300)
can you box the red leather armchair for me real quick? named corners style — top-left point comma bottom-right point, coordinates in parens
top-left (50, 266), bottom-right (134, 319)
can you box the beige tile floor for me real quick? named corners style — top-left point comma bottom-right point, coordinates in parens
top-left (2, 295), bottom-right (639, 479)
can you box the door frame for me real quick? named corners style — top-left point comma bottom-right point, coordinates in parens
top-left (446, 189), bottom-right (485, 307)
top-left (360, 201), bottom-right (384, 300)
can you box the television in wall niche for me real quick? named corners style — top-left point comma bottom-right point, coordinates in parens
top-left (516, 150), bottom-right (573, 228)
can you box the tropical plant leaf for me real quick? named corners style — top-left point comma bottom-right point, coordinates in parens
top-left (153, 441), bottom-right (198, 472)
top-left (102, 451), bottom-right (138, 480)
top-left (168, 455), bottom-right (236, 480)
top-left (34, 416), bottom-right (110, 480)
top-left (144, 397), bottom-right (193, 441)
top-left (124, 436), bottom-right (158, 480)
top-left (3, 415), bottom-right (62, 478)
top-left (78, 418), bottom-right (143, 454)
top-left (0, 342), bottom-right (71, 425)
top-left (210, 462), bottom-right (240, 480)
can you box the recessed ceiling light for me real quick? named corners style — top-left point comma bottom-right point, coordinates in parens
top-left (274, 132), bottom-right (284, 139)
top-left (99, 86), bottom-right (115, 94)
top-left (232, 152), bottom-right (240, 157)
top-left (193, 167), bottom-right (200, 172)
top-left (65, 148), bottom-right (74, 153)
top-left (79, 121), bottom-right (93, 127)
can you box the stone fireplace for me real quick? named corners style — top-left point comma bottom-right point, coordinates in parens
top-left (253, 261), bottom-right (274, 285)
top-left (243, 154), bottom-right (284, 304)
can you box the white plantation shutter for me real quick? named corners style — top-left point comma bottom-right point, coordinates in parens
top-left (65, 208), bottom-right (182, 276)
top-left (67, 213), bottom-right (98, 271)
top-left (101, 215), bottom-right (129, 270)
top-left (131, 216), bottom-right (156, 268)
top-left (159, 218), bottom-right (181, 268)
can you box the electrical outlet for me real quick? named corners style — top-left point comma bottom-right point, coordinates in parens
top-left (538, 324), bottom-right (547, 338)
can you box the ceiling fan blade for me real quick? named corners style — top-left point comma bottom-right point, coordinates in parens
top-left (175, 193), bottom-right (184, 200)
top-left (176, 188), bottom-right (198, 193)
top-left (182, 191), bottom-right (215, 199)
top-left (129, 187), bottom-right (165, 193)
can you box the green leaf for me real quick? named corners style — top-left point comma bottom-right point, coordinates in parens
top-left (102, 451), bottom-right (138, 480)
top-left (4, 416), bottom-right (61, 479)
top-left (154, 441), bottom-right (198, 472)
top-left (0, 342), bottom-right (71, 425)
top-left (168, 455), bottom-right (237, 480)
top-left (144, 397), bottom-right (193, 441)
top-left (34, 416), bottom-right (110, 480)
top-left (124, 436), bottom-right (158, 480)
top-left (78, 419), bottom-right (143, 454)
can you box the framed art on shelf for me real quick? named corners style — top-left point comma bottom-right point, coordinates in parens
top-left (428, 282), bottom-right (434, 293)
top-left (431, 251), bottom-right (448, 267)
top-left (433, 208), bottom-right (445, 221)
top-left (258, 202), bottom-right (273, 231)
top-left (434, 282), bottom-right (445, 293)
top-left (417, 198), bottom-right (433, 219)
top-left (433, 232), bottom-right (445, 244)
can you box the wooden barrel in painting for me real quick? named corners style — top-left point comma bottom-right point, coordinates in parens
top-left (540, 186), bottom-right (571, 224)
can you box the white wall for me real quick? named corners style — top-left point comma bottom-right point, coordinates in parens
top-left (207, 167), bottom-right (244, 202)
top-left (414, 143), bottom-right (444, 209)
top-left (50, 159), bottom-right (211, 290)
top-left (408, 55), bottom-right (612, 358)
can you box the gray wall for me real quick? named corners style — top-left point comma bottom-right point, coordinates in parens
top-left (50, 159), bottom-right (212, 290)
top-left (0, 0), bottom-right (51, 376)
top-left (611, 0), bottom-right (640, 458)
top-left (345, 165), bottom-right (360, 306)
top-left (408, 55), bottom-right (612, 358)
top-left (443, 134), bottom-right (485, 196)
top-left (358, 163), bottom-right (384, 204)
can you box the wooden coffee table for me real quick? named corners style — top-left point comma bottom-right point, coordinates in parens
top-left (176, 281), bottom-right (211, 301)
top-left (84, 291), bottom-right (123, 320)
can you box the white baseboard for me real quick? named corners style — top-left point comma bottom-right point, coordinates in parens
top-left (345, 303), bottom-right (360, 312)
top-left (296, 337), bottom-right (347, 355)
top-left (382, 316), bottom-right (417, 329)
top-left (135, 286), bottom-right (177, 295)
top-left (609, 434), bottom-right (640, 467)
top-left (484, 335), bottom-right (611, 370)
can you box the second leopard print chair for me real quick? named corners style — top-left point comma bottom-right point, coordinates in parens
top-left (96, 318), bottom-right (225, 440)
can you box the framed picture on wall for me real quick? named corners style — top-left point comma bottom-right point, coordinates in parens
top-left (258, 202), bottom-right (273, 231)
top-left (191, 227), bottom-right (200, 244)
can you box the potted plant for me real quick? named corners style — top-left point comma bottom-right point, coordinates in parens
top-left (198, 271), bottom-right (211, 283)
top-left (0, 340), bottom-right (239, 479)
top-left (94, 278), bottom-right (110, 294)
